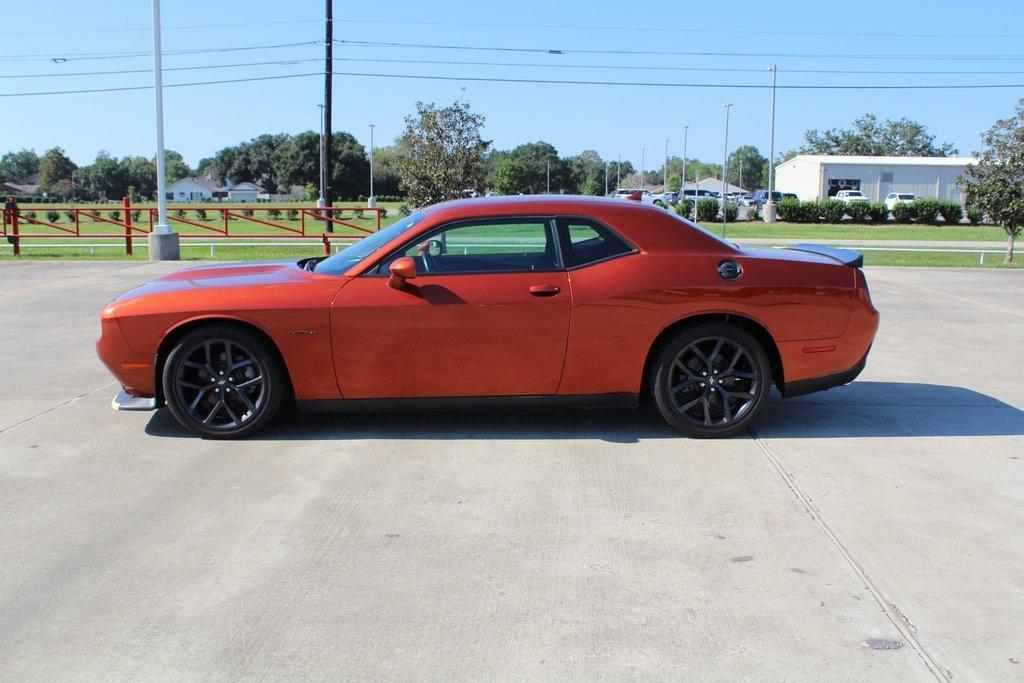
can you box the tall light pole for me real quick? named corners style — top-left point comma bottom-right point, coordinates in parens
top-left (764, 64), bottom-right (779, 223)
top-left (604, 161), bottom-right (609, 196)
top-left (317, 104), bottom-right (325, 204)
top-left (721, 102), bottom-right (733, 237)
top-left (368, 123), bottom-right (376, 207)
top-left (616, 155), bottom-right (621, 188)
top-left (682, 124), bottom-right (689, 217)
top-left (663, 138), bottom-right (669, 194)
top-left (147, 0), bottom-right (178, 260)
top-left (322, 0), bottom-right (333, 232)
top-left (546, 162), bottom-right (550, 194)
top-left (640, 147), bottom-right (645, 190)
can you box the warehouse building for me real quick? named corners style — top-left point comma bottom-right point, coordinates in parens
top-left (775, 155), bottom-right (976, 202)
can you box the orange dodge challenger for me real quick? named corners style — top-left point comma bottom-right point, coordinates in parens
top-left (97, 195), bottom-right (878, 439)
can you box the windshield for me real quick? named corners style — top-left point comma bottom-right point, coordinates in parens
top-left (314, 212), bottom-right (426, 274)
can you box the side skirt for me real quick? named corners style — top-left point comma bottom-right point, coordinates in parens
top-left (296, 393), bottom-right (639, 414)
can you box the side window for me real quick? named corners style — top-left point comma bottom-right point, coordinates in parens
top-left (381, 219), bottom-right (558, 274)
top-left (556, 218), bottom-right (635, 268)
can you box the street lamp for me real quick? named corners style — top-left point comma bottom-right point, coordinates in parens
top-left (765, 64), bottom-right (779, 223)
top-left (721, 102), bottom-right (733, 237)
top-left (317, 104), bottom-right (325, 206)
top-left (546, 162), bottom-right (550, 194)
top-left (368, 123), bottom-right (376, 208)
top-left (640, 147), bottom-right (645, 190)
top-left (604, 161), bottom-right (609, 196)
top-left (147, 0), bottom-right (179, 260)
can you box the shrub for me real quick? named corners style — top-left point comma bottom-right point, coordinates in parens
top-left (131, 210), bottom-right (141, 223)
top-left (748, 204), bottom-right (762, 222)
top-left (379, 208), bottom-right (388, 218)
top-left (267, 208), bottom-right (281, 220)
top-left (174, 209), bottom-right (186, 219)
top-left (354, 209), bottom-right (365, 219)
top-left (46, 210), bottom-right (60, 223)
top-left (65, 210), bottom-right (75, 223)
top-left (696, 198), bottom-right (719, 222)
top-left (777, 197), bottom-right (803, 222)
top-left (242, 208), bottom-right (254, 218)
top-left (24, 211), bottom-right (36, 219)
top-left (892, 202), bottom-right (916, 223)
top-left (724, 203), bottom-right (739, 222)
top-left (675, 199), bottom-right (694, 218)
top-left (867, 202), bottom-right (889, 224)
top-left (966, 206), bottom-right (985, 225)
top-left (845, 202), bottom-right (871, 224)
top-left (938, 200), bottom-right (963, 224)
top-left (818, 199), bottom-right (845, 224)
top-left (286, 209), bottom-right (299, 221)
top-left (913, 198), bottom-right (941, 225)
top-left (398, 204), bottom-right (412, 217)
top-left (108, 210), bottom-right (121, 221)
top-left (194, 209), bottom-right (207, 221)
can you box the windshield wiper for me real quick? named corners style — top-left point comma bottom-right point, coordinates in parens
top-left (297, 256), bottom-right (327, 272)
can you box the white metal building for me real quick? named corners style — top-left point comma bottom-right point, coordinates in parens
top-left (775, 155), bottom-right (976, 202)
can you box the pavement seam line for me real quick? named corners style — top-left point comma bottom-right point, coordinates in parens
top-left (746, 426), bottom-right (951, 681)
top-left (870, 275), bottom-right (1024, 319)
top-left (0, 381), bottom-right (118, 435)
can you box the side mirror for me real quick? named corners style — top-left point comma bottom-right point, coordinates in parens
top-left (387, 256), bottom-right (417, 290)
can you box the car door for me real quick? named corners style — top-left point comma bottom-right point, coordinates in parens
top-left (330, 217), bottom-right (571, 399)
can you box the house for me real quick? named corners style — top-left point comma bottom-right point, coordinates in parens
top-left (165, 177), bottom-right (264, 202)
top-left (775, 155), bottom-right (977, 202)
top-left (226, 181), bottom-right (263, 202)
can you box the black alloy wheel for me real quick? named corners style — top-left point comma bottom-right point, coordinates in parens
top-left (652, 323), bottom-right (770, 437)
top-left (162, 325), bottom-right (284, 439)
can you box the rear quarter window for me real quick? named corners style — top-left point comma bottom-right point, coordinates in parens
top-left (556, 218), bottom-right (636, 268)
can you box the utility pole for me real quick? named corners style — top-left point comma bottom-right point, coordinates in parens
top-left (321, 0), bottom-right (333, 231)
top-left (368, 123), bottom-right (376, 207)
top-left (616, 155), bottom-right (621, 188)
top-left (546, 162), bottom-right (550, 194)
top-left (640, 147), bottom-right (645, 190)
top-left (764, 64), bottom-right (779, 223)
top-left (721, 103), bottom-right (733, 237)
top-left (604, 161), bottom-right (609, 196)
top-left (317, 104), bottom-right (324, 205)
top-left (148, 0), bottom-right (178, 260)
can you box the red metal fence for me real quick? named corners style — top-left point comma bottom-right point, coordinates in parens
top-left (1, 197), bottom-right (384, 256)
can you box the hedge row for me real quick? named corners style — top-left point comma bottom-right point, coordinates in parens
top-left (675, 198), bottom-right (739, 223)
top-left (776, 198), bottom-right (979, 225)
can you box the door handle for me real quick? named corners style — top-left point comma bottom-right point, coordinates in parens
top-left (529, 284), bottom-right (561, 297)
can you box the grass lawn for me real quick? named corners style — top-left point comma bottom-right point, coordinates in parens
top-left (714, 222), bottom-right (1006, 242)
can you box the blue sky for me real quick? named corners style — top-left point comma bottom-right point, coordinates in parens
top-left (1, 0), bottom-right (1022, 170)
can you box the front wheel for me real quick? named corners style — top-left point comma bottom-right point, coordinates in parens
top-left (162, 325), bottom-right (285, 439)
top-left (651, 323), bottom-right (771, 438)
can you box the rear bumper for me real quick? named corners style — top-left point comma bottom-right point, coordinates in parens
top-left (112, 389), bottom-right (158, 411)
top-left (780, 353), bottom-right (867, 398)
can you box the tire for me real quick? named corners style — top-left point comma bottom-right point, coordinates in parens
top-left (651, 322), bottom-right (771, 438)
top-left (162, 324), bottom-right (285, 439)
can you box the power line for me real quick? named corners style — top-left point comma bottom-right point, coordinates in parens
top-left (4, 69), bottom-right (1022, 98)
top-left (0, 72), bottom-right (320, 97)
top-left (337, 39), bottom-right (1024, 62)
top-left (0, 40), bottom-right (320, 62)
top-left (0, 19), bottom-right (321, 37)
top-left (6, 55), bottom-right (1024, 81)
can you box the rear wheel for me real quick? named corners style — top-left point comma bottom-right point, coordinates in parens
top-left (651, 323), bottom-right (771, 437)
top-left (162, 325), bottom-right (284, 439)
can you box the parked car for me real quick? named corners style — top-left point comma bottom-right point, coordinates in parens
top-left (98, 196), bottom-right (878, 439)
top-left (737, 194), bottom-right (756, 206)
top-left (835, 190), bottom-right (870, 204)
top-left (751, 190), bottom-right (795, 206)
top-left (609, 188), bottom-right (650, 199)
top-left (884, 192), bottom-right (917, 211)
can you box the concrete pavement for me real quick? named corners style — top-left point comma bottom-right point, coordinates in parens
top-left (0, 261), bottom-right (1021, 680)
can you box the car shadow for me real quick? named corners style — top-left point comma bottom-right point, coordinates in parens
top-left (143, 381), bottom-right (1024, 442)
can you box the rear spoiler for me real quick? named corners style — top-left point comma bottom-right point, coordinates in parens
top-left (786, 243), bottom-right (864, 268)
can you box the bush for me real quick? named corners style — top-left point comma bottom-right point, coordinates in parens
top-left (131, 210), bottom-right (141, 223)
top-left (286, 209), bottom-right (299, 221)
top-left (938, 200), bottom-right (963, 224)
top-left (696, 198), bottom-right (719, 222)
top-left (267, 208), bottom-right (281, 220)
top-left (675, 199), bottom-right (694, 218)
top-left (913, 198), bottom-right (941, 225)
top-left (724, 203), bottom-right (738, 222)
top-left (379, 208), bottom-right (388, 218)
top-left (65, 210), bottom-right (75, 223)
top-left (24, 211), bottom-right (36, 219)
top-left (194, 209), bottom-right (207, 221)
top-left (174, 209), bottom-right (186, 219)
top-left (354, 209), bottom-right (365, 219)
top-left (966, 206), bottom-right (985, 225)
top-left (777, 197), bottom-right (804, 222)
top-left (46, 210), bottom-right (60, 223)
top-left (818, 199), bottom-right (845, 224)
top-left (108, 210), bottom-right (121, 221)
top-left (892, 202), bottom-right (916, 223)
top-left (845, 202), bottom-right (871, 224)
top-left (242, 208), bottom-right (254, 218)
top-left (749, 204), bottom-right (762, 222)
top-left (867, 202), bottom-right (889, 224)
top-left (398, 204), bottom-right (412, 217)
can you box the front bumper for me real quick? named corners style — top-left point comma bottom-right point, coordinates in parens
top-left (112, 389), bottom-right (158, 411)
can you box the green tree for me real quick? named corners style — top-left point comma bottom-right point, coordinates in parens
top-left (727, 145), bottom-right (768, 190)
top-left (0, 149), bottom-right (39, 183)
top-left (493, 158), bottom-right (527, 195)
top-left (568, 149), bottom-right (605, 195)
top-left (38, 147), bottom-right (77, 195)
top-left (209, 133), bottom-right (289, 192)
top-left (369, 143), bottom-right (407, 197)
top-left (505, 141), bottom-right (570, 194)
top-left (396, 100), bottom-right (490, 207)
top-left (164, 150), bottom-right (192, 183)
top-left (271, 131), bottom-right (320, 189)
top-left (329, 132), bottom-right (370, 200)
top-left (800, 114), bottom-right (958, 157)
top-left (959, 99), bottom-right (1024, 263)
top-left (79, 151), bottom-right (128, 200)
top-left (125, 156), bottom-right (157, 198)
